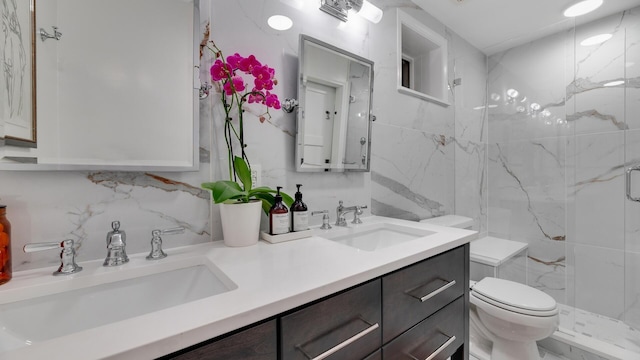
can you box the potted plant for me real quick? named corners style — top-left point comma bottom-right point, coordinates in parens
top-left (201, 40), bottom-right (292, 246)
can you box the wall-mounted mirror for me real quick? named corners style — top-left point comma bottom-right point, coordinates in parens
top-left (0, 0), bottom-right (199, 171)
top-left (295, 35), bottom-right (374, 172)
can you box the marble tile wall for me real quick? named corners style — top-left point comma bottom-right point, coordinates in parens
top-left (369, 2), bottom-right (487, 233)
top-left (1, 0), bottom-right (489, 272)
top-left (487, 6), bottom-right (640, 333)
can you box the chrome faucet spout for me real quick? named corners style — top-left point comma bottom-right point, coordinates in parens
top-left (104, 221), bottom-right (129, 266)
top-left (335, 201), bottom-right (368, 226)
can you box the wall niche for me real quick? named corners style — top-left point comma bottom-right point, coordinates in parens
top-left (397, 10), bottom-right (449, 107)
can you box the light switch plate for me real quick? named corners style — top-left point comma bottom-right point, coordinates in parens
top-left (251, 164), bottom-right (261, 188)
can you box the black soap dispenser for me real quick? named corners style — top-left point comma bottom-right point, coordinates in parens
top-left (291, 184), bottom-right (308, 232)
top-left (269, 186), bottom-right (289, 235)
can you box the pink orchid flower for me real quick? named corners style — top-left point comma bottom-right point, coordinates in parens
top-left (210, 59), bottom-right (231, 81)
top-left (238, 55), bottom-right (261, 73)
top-left (226, 53), bottom-right (243, 69)
top-left (252, 65), bottom-right (275, 90)
top-left (265, 92), bottom-right (281, 110)
top-left (223, 76), bottom-right (245, 96)
top-left (247, 91), bottom-right (265, 104)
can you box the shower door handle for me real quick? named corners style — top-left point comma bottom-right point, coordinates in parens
top-left (626, 165), bottom-right (640, 202)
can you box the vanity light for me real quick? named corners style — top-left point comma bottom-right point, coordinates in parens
top-left (580, 33), bottom-right (612, 46)
top-left (563, 0), bottom-right (603, 17)
top-left (603, 80), bottom-right (624, 87)
top-left (356, 0), bottom-right (383, 23)
top-left (267, 15), bottom-right (293, 30)
top-left (320, 0), bottom-right (383, 24)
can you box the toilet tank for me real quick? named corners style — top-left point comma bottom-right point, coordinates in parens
top-left (419, 215), bottom-right (528, 284)
top-left (469, 236), bottom-right (528, 283)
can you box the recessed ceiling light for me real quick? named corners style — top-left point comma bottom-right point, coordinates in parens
top-left (563, 0), bottom-right (603, 17)
top-left (506, 89), bottom-right (519, 98)
top-left (580, 33), bottom-right (612, 46)
top-left (267, 15), bottom-right (293, 31)
top-left (603, 80), bottom-right (624, 87)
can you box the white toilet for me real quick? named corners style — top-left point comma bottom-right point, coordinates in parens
top-left (420, 215), bottom-right (559, 360)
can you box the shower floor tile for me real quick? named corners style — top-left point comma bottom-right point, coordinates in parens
top-left (558, 304), bottom-right (640, 354)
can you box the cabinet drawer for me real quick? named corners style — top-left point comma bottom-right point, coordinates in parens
top-left (281, 279), bottom-right (382, 360)
top-left (382, 296), bottom-right (465, 360)
top-left (382, 246), bottom-right (465, 342)
top-left (363, 349), bottom-right (382, 360)
top-left (165, 319), bottom-right (277, 360)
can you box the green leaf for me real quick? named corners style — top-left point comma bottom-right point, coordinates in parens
top-left (233, 156), bottom-right (252, 192)
top-left (202, 180), bottom-right (246, 203)
top-left (281, 191), bottom-right (294, 208)
top-left (252, 192), bottom-right (275, 214)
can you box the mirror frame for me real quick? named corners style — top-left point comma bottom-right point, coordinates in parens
top-left (295, 34), bottom-right (374, 173)
top-left (0, 0), bottom-right (200, 171)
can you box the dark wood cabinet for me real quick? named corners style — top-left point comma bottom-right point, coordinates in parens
top-left (162, 319), bottom-right (277, 360)
top-left (280, 280), bottom-right (381, 360)
top-left (382, 245), bottom-right (466, 343)
top-left (161, 244), bottom-right (469, 360)
top-left (382, 297), bottom-right (465, 360)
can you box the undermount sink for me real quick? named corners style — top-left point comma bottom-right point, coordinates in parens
top-left (319, 222), bottom-right (436, 251)
top-left (0, 257), bottom-right (236, 353)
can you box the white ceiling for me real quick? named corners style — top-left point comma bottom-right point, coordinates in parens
top-left (409, 0), bottom-right (640, 54)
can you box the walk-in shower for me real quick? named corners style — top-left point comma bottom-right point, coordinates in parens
top-left (486, 5), bottom-right (640, 358)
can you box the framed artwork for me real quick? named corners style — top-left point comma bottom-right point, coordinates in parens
top-left (1, 0), bottom-right (36, 147)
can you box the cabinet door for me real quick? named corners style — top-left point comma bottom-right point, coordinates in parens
top-left (363, 349), bottom-right (382, 360)
top-left (382, 296), bottom-right (465, 360)
top-left (281, 279), bottom-right (382, 360)
top-left (382, 246), bottom-right (465, 343)
top-left (165, 319), bottom-right (277, 360)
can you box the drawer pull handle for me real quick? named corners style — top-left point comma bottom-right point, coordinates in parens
top-left (410, 334), bottom-right (457, 360)
top-left (415, 279), bottom-right (457, 302)
top-left (310, 322), bottom-right (379, 360)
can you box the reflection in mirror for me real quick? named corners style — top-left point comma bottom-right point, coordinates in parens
top-left (295, 35), bottom-right (373, 172)
top-left (0, 0), bottom-right (199, 171)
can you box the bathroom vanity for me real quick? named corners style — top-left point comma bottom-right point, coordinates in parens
top-left (165, 245), bottom-right (468, 360)
top-left (0, 216), bottom-right (475, 359)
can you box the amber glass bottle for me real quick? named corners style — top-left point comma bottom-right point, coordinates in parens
top-left (269, 186), bottom-right (289, 235)
top-left (0, 205), bottom-right (12, 285)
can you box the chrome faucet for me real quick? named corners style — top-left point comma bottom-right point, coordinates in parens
top-left (311, 210), bottom-right (332, 230)
top-left (23, 239), bottom-right (83, 276)
top-left (146, 226), bottom-right (184, 260)
top-left (336, 201), bottom-right (368, 226)
top-left (104, 221), bottom-right (129, 266)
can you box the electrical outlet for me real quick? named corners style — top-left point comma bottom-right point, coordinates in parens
top-left (251, 164), bottom-right (261, 188)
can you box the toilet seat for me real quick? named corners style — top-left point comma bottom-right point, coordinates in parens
top-left (471, 277), bottom-right (558, 317)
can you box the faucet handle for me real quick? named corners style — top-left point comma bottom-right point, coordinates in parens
top-left (311, 210), bottom-right (332, 230)
top-left (146, 226), bottom-right (185, 260)
top-left (352, 205), bottom-right (368, 224)
top-left (24, 239), bottom-right (83, 276)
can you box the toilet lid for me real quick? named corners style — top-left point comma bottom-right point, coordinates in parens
top-left (472, 277), bottom-right (556, 313)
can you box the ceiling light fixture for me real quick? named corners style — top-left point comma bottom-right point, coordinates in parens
top-left (563, 0), bottom-right (603, 17)
top-left (320, 0), bottom-right (383, 23)
top-left (267, 15), bottom-right (293, 30)
top-left (580, 33), bottom-right (612, 46)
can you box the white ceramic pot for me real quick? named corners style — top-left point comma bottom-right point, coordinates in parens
top-left (219, 200), bottom-right (262, 247)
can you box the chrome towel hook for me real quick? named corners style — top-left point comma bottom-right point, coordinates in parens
top-left (40, 26), bottom-right (62, 42)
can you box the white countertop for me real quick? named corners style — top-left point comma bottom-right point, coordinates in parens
top-left (0, 216), bottom-right (476, 360)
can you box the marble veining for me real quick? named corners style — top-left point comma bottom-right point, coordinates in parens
top-left (87, 172), bottom-right (210, 200)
